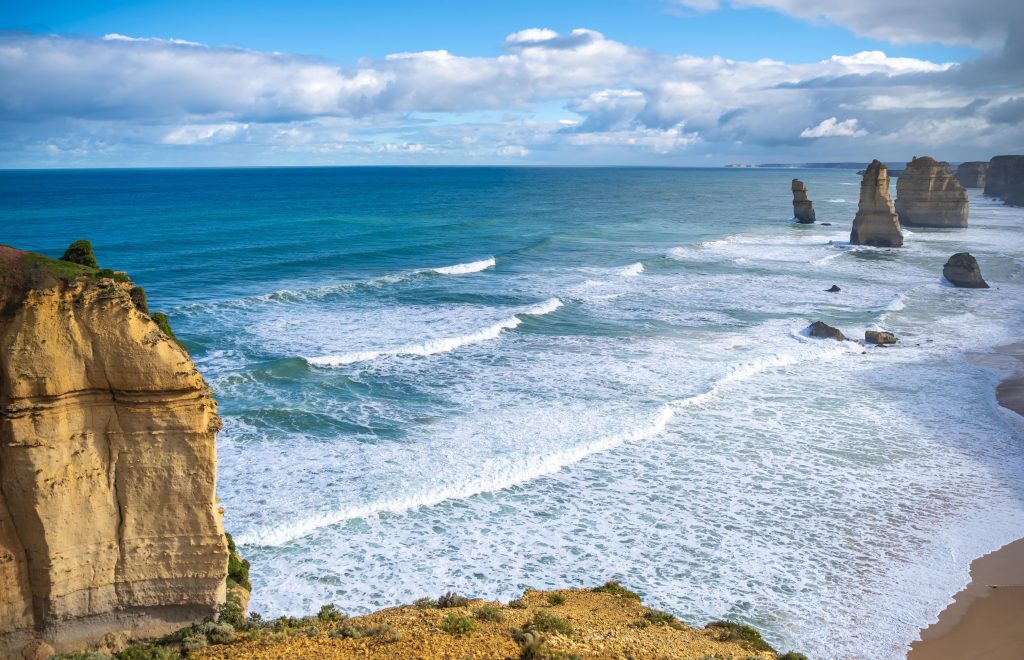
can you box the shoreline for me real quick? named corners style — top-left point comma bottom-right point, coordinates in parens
top-left (909, 342), bottom-right (1024, 659)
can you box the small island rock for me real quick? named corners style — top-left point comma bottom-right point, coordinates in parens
top-left (895, 156), bottom-right (969, 228)
top-left (808, 321), bottom-right (846, 341)
top-left (850, 160), bottom-right (904, 247)
top-left (865, 330), bottom-right (898, 345)
top-left (956, 161), bottom-right (988, 188)
top-left (792, 179), bottom-right (816, 223)
top-left (826, 284), bottom-right (841, 292)
top-left (943, 253), bottom-right (989, 288)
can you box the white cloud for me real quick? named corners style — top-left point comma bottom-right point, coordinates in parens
top-left (161, 123), bottom-right (249, 145)
top-left (800, 117), bottom-right (868, 138)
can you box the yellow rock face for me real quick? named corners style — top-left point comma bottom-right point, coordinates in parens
top-left (0, 269), bottom-right (228, 655)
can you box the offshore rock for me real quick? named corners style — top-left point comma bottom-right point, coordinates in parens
top-left (807, 321), bottom-right (846, 341)
top-left (865, 330), bottom-right (898, 345)
top-left (985, 155), bottom-right (1024, 206)
top-left (0, 245), bottom-right (229, 655)
top-left (792, 179), bottom-right (816, 223)
top-left (850, 160), bottom-right (903, 247)
top-left (895, 156), bottom-right (969, 228)
top-left (956, 161), bottom-right (988, 188)
top-left (943, 252), bottom-right (989, 288)
top-left (826, 285), bottom-right (841, 293)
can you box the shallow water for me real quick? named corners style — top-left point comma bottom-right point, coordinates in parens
top-left (3, 167), bottom-right (1023, 658)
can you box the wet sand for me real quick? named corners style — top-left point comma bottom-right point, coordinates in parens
top-left (909, 343), bottom-right (1024, 659)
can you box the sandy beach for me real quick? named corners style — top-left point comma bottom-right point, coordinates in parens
top-left (910, 343), bottom-right (1024, 659)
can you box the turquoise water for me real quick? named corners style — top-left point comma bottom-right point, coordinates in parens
top-left (3, 167), bottom-right (1024, 658)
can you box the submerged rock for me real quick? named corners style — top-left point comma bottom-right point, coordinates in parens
top-left (985, 155), bottom-right (1024, 206)
top-left (826, 284), bottom-right (841, 293)
top-left (792, 179), bottom-right (816, 223)
top-left (807, 321), bottom-right (846, 341)
top-left (865, 330), bottom-right (898, 345)
top-left (895, 156), bottom-right (968, 228)
top-left (850, 160), bottom-right (904, 247)
top-left (956, 161), bottom-right (988, 188)
top-left (943, 252), bottom-right (989, 288)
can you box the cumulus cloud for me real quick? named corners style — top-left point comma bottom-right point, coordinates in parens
top-left (800, 117), bottom-right (868, 138)
top-left (0, 25), bottom-right (1022, 165)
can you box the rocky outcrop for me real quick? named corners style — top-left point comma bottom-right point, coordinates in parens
top-left (0, 245), bottom-right (230, 656)
top-left (807, 321), bottom-right (845, 341)
top-left (956, 161), bottom-right (988, 188)
top-left (850, 160), bottom-right (904, 247)
top-left (895, 156), bottom-right (969, 228)
top-left (943, 252), bottom-right (989, 288)
top-left (791, 179), bottom-right (816, 223)
top-left (985, 155), bottom-right (1024, 206)
top-left (866, 330), bottom-right (898, 345)
top-left (826, 285), bottom-right (841, 293)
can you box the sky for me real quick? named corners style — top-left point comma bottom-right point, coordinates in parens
top-left (1, 0), bottom-right (1022, 167)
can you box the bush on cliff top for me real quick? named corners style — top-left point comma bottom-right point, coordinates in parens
top-left (224, 532), bottom-right (252, 591)
top-left (60, 240), bottom-right (99, 269)
top-left (707, 620), bottom-right (776, 653)
top-left (592, 580), bottom-right (641, 601)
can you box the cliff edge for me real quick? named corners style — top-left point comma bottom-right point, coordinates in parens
top-left (0, 244), bottom-right (230, 656)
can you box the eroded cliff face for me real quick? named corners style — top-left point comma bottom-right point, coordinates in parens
top-left (791, 179), bottom-right (816, 224)
top-left (956, 161), bottom-right (988, 189)
top-left (850, 160), bottom-right (903, 247)
top-left (895, 156), bottom-right (968, 228)
top-left (0, 246), bottom-right (228, 656)
top-left (985, 155), bottom-right (1024, 206)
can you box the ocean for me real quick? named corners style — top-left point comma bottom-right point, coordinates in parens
top-left (3, 167), bottom-right (1023, 658)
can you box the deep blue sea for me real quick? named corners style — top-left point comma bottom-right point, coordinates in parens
top-left (3, 167), bottom-right (1024, 658)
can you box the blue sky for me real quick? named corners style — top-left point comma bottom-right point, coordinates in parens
top-left (1, 0), bottom-right (1021, 167)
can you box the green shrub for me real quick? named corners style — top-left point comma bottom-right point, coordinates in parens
top-left (644, 609), bottom-right (684, 629)
top-left (151, 312), bottom-right (182, 346)
top-left (592, 580), bottom-right (641, 601)
top-left (181, 635), bottom-right (208, 654)
top-left (414, 597), bottom-right (437, 609)
top-left (546, 593), bottom-right (566, 606)
top-left (707, 620), bottom-right (775, 653)
top-left (518, 639), bottom-right (581, 660)
top-left (439, 613), bottom-right (476, 635)
top-left (508, 597), bottom-right (527, 609)
top-left (778, 653), bottom-right (808, 660)
top-left (199, 620), bottom-right (236, 645)
top-left (318, 603), bottom-right (345, 622)
top-left (436, 591), bottom-right (471, 608)
top-left (473, 604), bottom-right (503, 622)
top-left (61, 240), bottom-right (99, 269)
top-left (530, 610), bottom-right (573, 636)
top-left (130, 286), bottom-right (149, 314)
top-left (628, 618), bottom-right (650, 629)
top-left (96, 268), bottom-right (129, 282)
top-left (217, 593), bottom-right (246, 629)
top-left (332, 623), bottom-right (399, 642)
top-left (113, 644), bottom-right (177, 660)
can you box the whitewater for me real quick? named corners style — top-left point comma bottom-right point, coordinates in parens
top-left (6, 167), bottom-right (1023, 659)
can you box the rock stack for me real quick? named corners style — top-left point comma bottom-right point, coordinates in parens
top-left (985, 155), bottom-right (1024, 206)
top-left (895, 156), bottom-right (969, 228)
top-left (0, 245), bottom-right (232, 656)
top-left (943, 252), bottom-right (989, 288)
top-left (850, 160), bottom-right (903, 247)
top-left (956, 161), bottom-right (988, 188)
top-left (791, 179), bottom-right (816, 223)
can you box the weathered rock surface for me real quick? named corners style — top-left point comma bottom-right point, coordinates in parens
top-left (956, 161), bottom-right (988, 188)
top-left (850, 160), bottom-right (904, 247)
top-left (865, 330), bottom-right (898, 345)
top-left (895, 156), bottom-right (969, 228)
top-left (0, 245), bottom-right (229, 656)
top-left (826, 285), bottom-right (841, 293)
top-left (792, 179), bottom-right (816, 223)
top-left (985, 155), bottom-right (1024, 206)
top-left (807, 321), bottom-right (845, 341)
top-left (943, 252), bottom-right (990, 288)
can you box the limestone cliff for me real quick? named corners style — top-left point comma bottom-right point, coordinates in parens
top-left (956, 161), bottom-right (988, 188)
top-left (791, 179), bottom-right (816, 224)
top-left (850, 160), bottom-right (903, 247)
top-left (0, 245), bottom-right (229, 656)
top-left (895, 156), bottom-right (968, 228)
top-left (985, 155), bottom-right (1024, 206)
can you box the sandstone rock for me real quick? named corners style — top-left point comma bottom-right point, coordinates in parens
top-left (956, 161), bottom-right (988, 188)
top-left (20, 639), bottom-right (54, 660)
top-left (985, 155), bottom-right (1024, 206)
top-left (792, 179), bottom-right (816, 223)
top-left (850, 160), bottom-right (904, 247)
top-left (826, 285), bottom-right (841, 293)
top-left (865, 330), bottom-right (898, 345)
top-left (807, 321), bottom-right (845, 341)
top-left (943, 252), bottom-right (989, 288)
top-left (895, 156), bottom-right (969, 228)
top-left (0, 245), bottom-right (230, 655)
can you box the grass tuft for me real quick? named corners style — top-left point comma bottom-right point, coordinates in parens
top-left (706, 620), bottom-right (776, 653)
top-left (436, 591), bottom-right (471, 608)
top-left (529, 610), bottom-right (574, 636)
top-left (546, 593), bottom-right (566, 606)
top-left (592, 580), bottom-right (641, 601)
top-left (439, 613), bottom-right (476, 635)
top-left (473, 604), bottom-right (503, 622)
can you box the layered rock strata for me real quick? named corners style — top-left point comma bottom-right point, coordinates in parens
top-left (985, 155), bottom-right (1024, 206)
top-left (791, 179), bottom-right (816, 223)
top-left (956, 161), bottom-right (988, 188)
top-left (850, 160), bottom-right (904, 247)
top-left (943, 252), bottom-right (989, 288)
top-left (895, 156), bottom-right (969, 228)
top-left (0, 246), bottom-right (229, 656)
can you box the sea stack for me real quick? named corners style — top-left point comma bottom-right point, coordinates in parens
top-left (792, 179), bottom-right (816, 223)
top-left (850, 160), bottom-right (904, 247)
top-left (984, 155), bottom-right (1024, 206)
top-left (943, 252), bottom-right (989, 288)
top-left (956, 161), bottom-right (988, 188)
top-left (895, 156), bottom-right (968, 228)
top-left (0, 245), bottom-right (232, 656)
